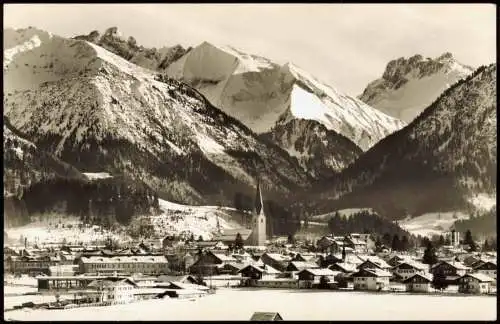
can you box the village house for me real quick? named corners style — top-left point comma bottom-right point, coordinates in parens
top-left (328, 262), bottom-right (357, 274)
top-left (431, 260), bottom-right (471, 283)
top-left (189, 250), bottom-right (237, 275)
top-left (391, 260), bottom-right (428, 281)
top-left (462, 254), bottom-right (483, 267)
top-left (238, 264), bottom-right (283, 287)
top-left (87, 277), bottom-right (137, 304)
top-left (456, 273), bottom-right (495, 294)
top-left (472, 260), bottom-right (497, 281)
top-left (344, 235), bottom-right (369, 254)
top-left (296, 268), bottom-right (338, 289)
top-left (260, 253), bottom-right (292, 272)
top-left (357, 256), bottom-right (392, 271)
top-left (386, 255), bottom-right (414, 267)
top-left (352, 268), bottom-right (392, 291)
top-left (78, 255), bottom-right (169, 276)
top-left (402, 273), bottom-right (433, 293)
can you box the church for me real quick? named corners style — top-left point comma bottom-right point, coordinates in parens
top-left (213, 180), bottom-right (267, 247)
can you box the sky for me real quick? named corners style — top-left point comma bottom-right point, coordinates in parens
top-left (4, 3), bottom-right (496, 96)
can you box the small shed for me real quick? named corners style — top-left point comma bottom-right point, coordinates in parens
top-left (250, 312), bottom-right (283, 321)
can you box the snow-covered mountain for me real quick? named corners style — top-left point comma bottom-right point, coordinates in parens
top-left (165, 41), bottom-right (406, 151)
top-left (359, 53), bottom-right (474, 123)
top-left (309, 64), bottom-right (496, 220)
top-left (3, 27), bottom-right (311, 207)
top-left (74, 27), bottom-right (191, 71)
top-left (260, 119), bottom-right (362, 178)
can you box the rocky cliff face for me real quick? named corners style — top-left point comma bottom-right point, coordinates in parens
top-left (260, 119), bottom-right (362, 179)
top-left (359, 53), bottom-right (474, 123)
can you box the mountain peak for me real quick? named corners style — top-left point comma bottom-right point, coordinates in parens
top-left (360, 52), bottom-right (474, 123)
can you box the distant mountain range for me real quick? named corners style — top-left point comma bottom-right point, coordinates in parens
top-left (3, 26), bottom-right (496, 238)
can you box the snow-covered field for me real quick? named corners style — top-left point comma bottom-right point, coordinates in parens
top-left (5, 216), bottom-right (132, 246)
top-left (399, 212), bottom-right (469, 237)
top-left (4, 288), bottom-right (496, 321)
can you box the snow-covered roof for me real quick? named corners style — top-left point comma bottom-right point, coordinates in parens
top-left (298, 268), bottom-right (336, 276)
top-left (462, 273), bottom-right (495, 282)
top-left (287, 261), bottom-right (319, 271)
top-left (81, 255), bottom-right (168, 263)
top-left (353, 268), bottom-right (392, 277)
top-left (402, 273), bottom-right (433, 283)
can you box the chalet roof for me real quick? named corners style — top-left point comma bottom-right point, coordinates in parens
top-left (352, 268), bottom-right (392, 278)
top-left (359, 257), bottom-right (391, 269)
top-left (250, 312), bottom-right (283, 321)
top-left (435, 260), bottom-right (471, 270)
top-left (461, 273), bottom-right (495, 282)
top-left (328, 262), bottom-right (357, 273)
top-left (214, 228), bottom-right (253, 242)
top-left (211, 253), bottom-right (237, 262)
top-left (297, 268), bottom-right (336, 276)
top-left (392, 260), bottom-right (428, 271)
top-left (402, 273), bottom-right (433, 283)
top-left (473, 260), bottom-right (497, 269)
top-left (80, 255), bottom-right (168, 263)
top-left (263, 253), bottom-right (291, 262)
top-left (88, 278), bottom-right (137, 288)
top-left (287, 261), bottom-right (319, 271)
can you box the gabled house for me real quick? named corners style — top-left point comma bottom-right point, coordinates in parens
top-left (296, 268), bottom-right (338, 288)
top-left (286, 261), bottom-right (319, 273)
top-left (344, 235), bottom-right (369, 254)
top-left (386, 255), bottom-right (413, 267)
top-left (402, 273), bottom-right (433, 293)
top-left (238, 264), bottom-right (281, 282)
top-left (87, 278), bottom-right (137, 304)
top-left (328, 262), bottom-right (357, 274)
top-left (472, 261), bottom-right (497, 281)
top-left (456, 273), bottom-right (495, 294)
top-left (391, 261), bottom-right (428, 281)
top-left (260, 253), bottom-right (291, 272)
top-left (189, 251), bottom-right (236, 275)
top-left (357, 257), bottom-right (391, 271)
top-left (431, 261), bottom-right (471, 282)
top-left (351, 268), bottom-right (392, 291)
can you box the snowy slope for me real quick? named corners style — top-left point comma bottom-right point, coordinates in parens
top-left (145, 199), bottom-right (243, 240)
top-left (359, 53), bottom-right (474, 123)
top-left (166, 41), bottom-right (405, 151)
top-left (5, 216), bottom-right (133, 245)
top-left (399, 212), bottom-right (469, 237)
top-left (4, 28), bottom-right (311, 206)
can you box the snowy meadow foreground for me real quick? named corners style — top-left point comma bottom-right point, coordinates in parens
top-left (5, 288), bottom-right (496, 321)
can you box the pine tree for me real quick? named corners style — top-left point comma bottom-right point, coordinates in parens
top-left (422, 241), bottom-right (438, 265)
top-left (483, 239), bottom-right (490, 252)
top-left (391, 234), bottom-right (401, 251)
top-left (234, 232), bottom-right (244, 250)
top-left (432, 267), bottom-right (449, 291)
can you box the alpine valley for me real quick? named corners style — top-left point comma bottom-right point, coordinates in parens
top-left (3, 26), bottom-right (496, 240)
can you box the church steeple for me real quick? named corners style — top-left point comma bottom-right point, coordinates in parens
top-left (251, 178), bottom-right (267, 246)
top-left (254, 179), bottom-right (264, 215)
